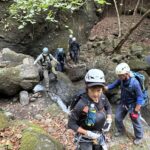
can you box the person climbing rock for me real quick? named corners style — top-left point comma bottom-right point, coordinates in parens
top-left (105, 62), bottom-right (144, 145)
top-left (34, 47), bottom-right (59, 91)
top-left (70, 37), bottom-right (80, 64)
top-left (55, 48), bottom-right (66, 72)
top-left (68, 69), bottom-right (112, 150)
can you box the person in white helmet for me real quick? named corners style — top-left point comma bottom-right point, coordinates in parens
top-left (69, 34), bottom-right (73, 46)
top-left (68, 34), bottom-right (73, 59)
top-left (68, 69), bottom-right (112, 150)
top-left (70, 37), bottom-right (80, 64)
top-left (34, 47), bottom-right (59, 91)
top-left (105, 62), bottom-right (144, 145)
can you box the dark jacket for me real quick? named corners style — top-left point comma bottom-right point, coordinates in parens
top-left (70, 41), bottom-right (80, 53)
top-left (108, 77), bottom-right (144, 105)
top-left (68, 93), bottom-right (112, 132)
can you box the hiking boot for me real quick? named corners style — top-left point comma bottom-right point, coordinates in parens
top-left (134, 138), bottom-right (143, 145)
top-left (114, 131), bottom-right (124, 137)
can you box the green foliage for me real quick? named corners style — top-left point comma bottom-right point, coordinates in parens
top-left (9, 0), bottom-right (107, 29)
top-left (95, 0), bottom-right (111, 5)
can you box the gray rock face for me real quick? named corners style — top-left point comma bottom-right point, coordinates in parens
top-left (128, 57), bottom-right (150, 75)
top-left (48, 72), bottom-right (75, 105)
top-left (0, 48), bottom-right (39, 96)
top-left (94, 55), bottom-right (117, 83)
top-left (130, 44), bottom-right (144, 58)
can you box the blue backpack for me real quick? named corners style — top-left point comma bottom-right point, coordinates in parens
top-left (124, 72), bottom-right (149, 107)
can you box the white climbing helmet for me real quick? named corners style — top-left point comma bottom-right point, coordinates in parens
top-left (85, 69), bottom-right (105, 87)
top-left (72, 37), bottom-right (76, 41)
top-left (69, 34), bottom-right (73, 38)
top-left (115, 62), bottom-right (130, 75)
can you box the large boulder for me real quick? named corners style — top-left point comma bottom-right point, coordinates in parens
top-left (65, 63), bottom-right (87, 81)
top-left (128, 57), bottom-right (150, 75)
top-left (2, 48), bottom-right (31, 66)
top-left (20, 123), bottom-right (64, 150)
top-left (0, 48), bottom-right (39, 96)
top-left (48, 72), bottom-right (75, 105)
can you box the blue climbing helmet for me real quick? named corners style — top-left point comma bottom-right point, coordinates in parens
top-left (57, 48), bottom-right (64, 53)
top-left (42, 47), bottom-right (49, 55)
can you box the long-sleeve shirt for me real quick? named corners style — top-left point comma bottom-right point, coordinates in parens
top-left (68, 93), bottom-right (112, 132)
top-left (108, 77), bottom-right (144, 105)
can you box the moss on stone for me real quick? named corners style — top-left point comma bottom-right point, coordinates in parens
top-left (20, 122), bottom-right (64, 150)
top-left (48, 135), bottom-right (64, 150)
top-left (0, 112), bottom-right (9, 130)
top-left (26, 123), bottom-right (47, 134)
top-left (19, 131), bottom-right (39, 150)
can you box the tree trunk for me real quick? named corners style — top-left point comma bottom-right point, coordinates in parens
top-left (113, 9), bottom-right (150, 54)
top-left (113, 0), bottom-right (122, 37)
top-left (133, 0), bottom-right (140, 16)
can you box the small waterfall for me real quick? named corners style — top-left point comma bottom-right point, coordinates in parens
top-left (48, 92), bottom-right (70, 114)
top-left (33, 84), bottom-right (70, 114)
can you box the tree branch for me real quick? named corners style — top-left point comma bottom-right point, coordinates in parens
top-left (112, 8), bottom-right (150, 54)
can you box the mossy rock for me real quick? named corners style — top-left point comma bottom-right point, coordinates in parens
top-left (0, 112), bottom-right (9, 130)
top-left (20, 122), bottom-right (64, 150)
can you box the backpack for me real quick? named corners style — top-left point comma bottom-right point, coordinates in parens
top-left (123, 71), bottom-right (149, 107)
top-left (40, 54), bottom-right (52, 64)
top-left (40, 54), bottom-right (52, 69)
top-left (70, 89), bottom-right (87, 110)
top-left (58, 52), bottom-right (65, 62)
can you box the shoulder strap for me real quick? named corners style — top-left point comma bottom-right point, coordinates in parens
top-left (48, 54), bottom-right (52, 61)
top-left (40, 54), bottom-right (45, 63)
top-left (121, 78), bottom-right (135, 96)
top-left (79, 93), bottom-right (90, 105)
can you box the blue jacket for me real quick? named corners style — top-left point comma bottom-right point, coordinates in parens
top-left (108, 77), bottom-right (144, 105)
